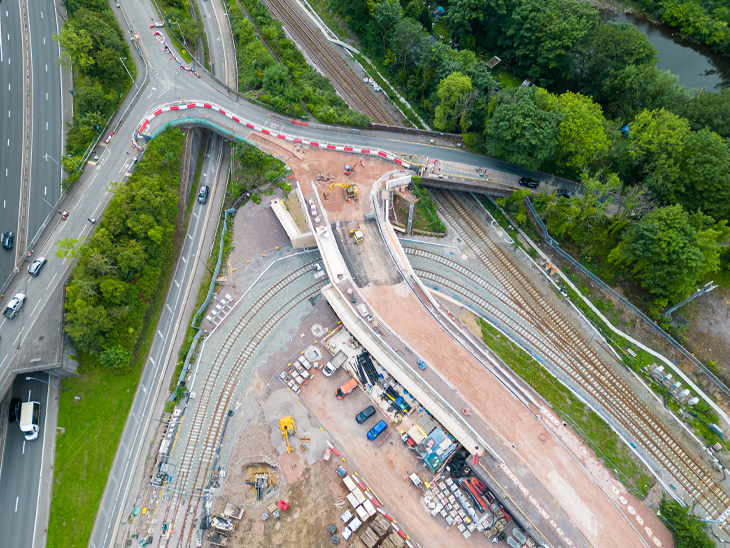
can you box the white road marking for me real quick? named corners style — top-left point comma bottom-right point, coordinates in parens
top-left (44, 186), bottom-right (47, 195)
top-left (45, 92), bottom-right (48, 100)
top-left (45, 64), bottom-right (47, 71)
top-left (46, 122), bottom-right (48, 130)
top-left (30, 301), bottom-right (41, 316)
top-left (45, 273), bottom-right (57, 290)
top-left (15, 497), bottom-right (18, 512)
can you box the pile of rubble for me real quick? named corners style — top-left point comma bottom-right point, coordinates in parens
top-left (315, 173), bottom-right (335, 183)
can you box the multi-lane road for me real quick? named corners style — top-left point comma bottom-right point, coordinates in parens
top-left (0, 374), bottom-right (50, 548)
top-left (0, 0), bottom-right (62, 284)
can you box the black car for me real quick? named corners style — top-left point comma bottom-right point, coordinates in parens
top-left (29, 257), bottom-right (47, 277)
top-left (356, 405), bottom-right (376, 424)
top-left (2, 232), bottom-right (13, 250)
top-left (198, 185), bottom-right (210, 204)
top-left (555, 188), bottom-right (574, 199)
top-left (8, 398), bottom-right (21, 423)
top-left (518, 177), bottom-right (539, 189)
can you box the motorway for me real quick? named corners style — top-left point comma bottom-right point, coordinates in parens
top-left (0, 373), bottom-right (50, 548)
top-left (0, 0), bottom-right (25, 283)
top-left (27, 1), bottom-right (63, 246)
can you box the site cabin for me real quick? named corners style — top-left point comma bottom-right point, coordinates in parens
top-left (19, 401), bottom-right (40, 441)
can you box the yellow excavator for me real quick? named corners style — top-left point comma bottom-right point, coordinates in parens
top-left (323, 182), bottom-right (357, 200)
top-left (279, 417), bottom-right (296, 455)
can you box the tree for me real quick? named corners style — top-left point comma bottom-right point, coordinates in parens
top-left (391, 18), bottom-right (423, 70)
top-left (608, 205), bottom-right (729, 298)
top-left (572, 22), bottom-right (657, 96)
top-left (679, 89), bottom-right (730, 139)
top-left (74, 85), bottom-right (110, 117)
top-left (99, 344), bottom-right (132, 369)
top-left (434, 72), bottom-right (473, 132)
top-left (629, 108), bottom-right (692, 191)
top-left (501, 0), bottom-right (599, 86)
top-left (262, 63), bottom-right (290, 96)
top-left (659, 498), bottom-right (714, 548)
top-left (371, 0), bottom-right (403, 58)
top-left (54, 26), bottom-right (95, 71)
top-left (555, 92), bottom-right (609, 172)
top-left (540, 172), bottom-right (618, 238)
top-left (484, 87), bottom-right (562, 171)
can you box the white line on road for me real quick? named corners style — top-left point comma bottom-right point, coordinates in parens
top-left (181, 256), bottom-right (187, 263)
top-left (142, 385), bottom-right (146, 393)
top-left (30, 301), bottom-right (41, 316)
top-left (174, 280), bottom-right (180, 288)
top-left (13, 330), bottom-right (22, 346)
top-left (45, 273), bottom-right (57, 291)
top-left (0, 355), bottom-right (6, 368)
top-left (15, 497), bottom-right (18, 512)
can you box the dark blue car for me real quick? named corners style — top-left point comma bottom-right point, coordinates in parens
top-left (367, 420), bottom-right (388, 441)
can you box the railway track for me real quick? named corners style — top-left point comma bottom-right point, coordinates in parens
top-left (154, 260), bottom-right (326, 546)
top-left (258, 0), bottom-right (396, 125)
top-left (429, 189), bottom-right (730, 528)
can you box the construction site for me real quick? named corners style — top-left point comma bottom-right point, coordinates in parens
top-left (118, 144), bottom-right (730, 548)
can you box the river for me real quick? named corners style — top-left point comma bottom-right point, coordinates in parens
top-left (602, 11), bottom-right (730, 91)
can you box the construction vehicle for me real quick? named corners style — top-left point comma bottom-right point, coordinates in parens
top-left (348, 221), bottom-right (364, 244)
top-left (279, 417), bottom-right (296, 454)
top-left (324, 182), bottom-right (358, 200)
top-left (345, 160), bottom-right (365, 176)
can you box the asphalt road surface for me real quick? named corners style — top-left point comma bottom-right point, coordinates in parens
top-left (0, 373), bottom-right (50, 548)
top-left (0, 0), bottom-right (25, 284)
top-left (27, 1), bottom-right (63, 245)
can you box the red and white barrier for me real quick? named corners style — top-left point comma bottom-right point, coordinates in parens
top-left (133, 101), bottom-right (412, 169)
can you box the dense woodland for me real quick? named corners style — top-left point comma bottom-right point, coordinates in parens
top-left (55, 0), bottom-right (137, 174)
top-left (62, 129), bottom-right (182, 369)
top-left (327, 0), bottom-right (730, 307)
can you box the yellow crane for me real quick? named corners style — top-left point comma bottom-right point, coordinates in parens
top-left (323, 182), bottom-right (357, 200)
top-left (279, 417), bottom-right (296, 455)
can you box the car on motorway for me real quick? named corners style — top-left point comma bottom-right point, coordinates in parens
top-left (2, 231), bottom-right (14, 250)
top-left (367, 420), bottom-right (388, 441)
top-left (3, 293), bottom-right (26, 319)
top-left (555, 188), bottom-right (574, 199)
top-left (356, 406), bottom-right (376, 424)
top-left (518, 177), bottom-right (539, 189)
top-left (8, 398), bottom-right (21, 423)
top-left (28, 257), bottom-right (47, 277)
top-left (198, 185), bottom-right (210, 204)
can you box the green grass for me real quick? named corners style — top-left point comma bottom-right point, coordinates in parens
top-left (491, 65), bottom-right (522, 88)
top-left (49, 368), bottom-right (140, 548)
top-left (477, 318), bottom-right (655, 498)
top-left (305, 0), bottom-right (352, 42)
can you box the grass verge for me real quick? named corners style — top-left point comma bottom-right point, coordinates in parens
top-left (477, 318), bottom-right (655, 498)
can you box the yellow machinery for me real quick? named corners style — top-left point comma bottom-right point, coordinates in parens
top-left (349, 221), bottom-right (364, 244)
top-left (279, 417), bottom-right (296, 455)
top-left (324, 182), bottom-right (357, 200)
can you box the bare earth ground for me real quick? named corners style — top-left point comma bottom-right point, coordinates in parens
top-left (359, 281), bottom-right (671, 548)
top-left (292, 148), bottom-right (406, 223)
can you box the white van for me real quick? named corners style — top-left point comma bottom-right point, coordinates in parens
top-left (19, 401), bottom-right (40, 441)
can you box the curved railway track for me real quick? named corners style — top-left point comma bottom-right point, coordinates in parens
top-left (258, 0), bottom-right (395, 125)
top-left (429, 189), bottom-right (730, 527)
top-left (156, 260), bottom-right (326, 545)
